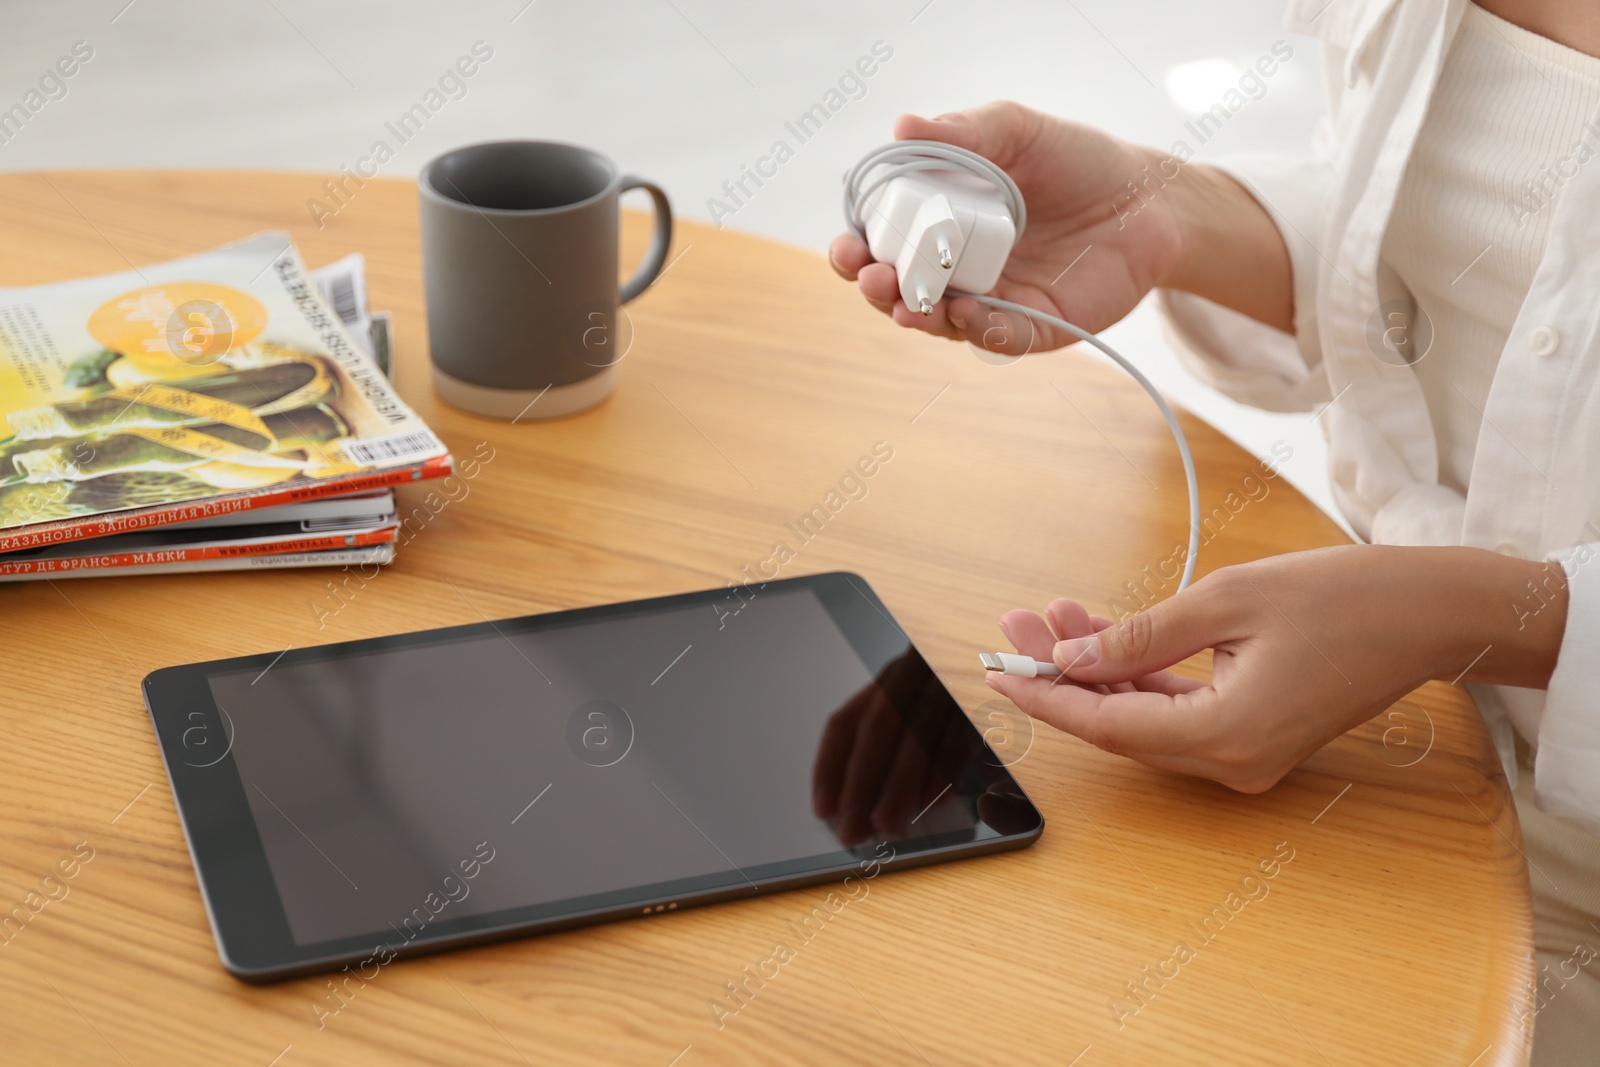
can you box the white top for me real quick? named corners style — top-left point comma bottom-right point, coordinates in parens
top-left (1385, 3), bottom-right (1600, 497)
top-left (1157, 0), bottom-right (1600, 834)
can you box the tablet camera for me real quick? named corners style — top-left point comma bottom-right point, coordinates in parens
top-left (567, 699), bottom-right (635, 768)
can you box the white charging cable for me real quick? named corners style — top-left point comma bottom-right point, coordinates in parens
top-left (843, 141), bottom-right (1201, 678)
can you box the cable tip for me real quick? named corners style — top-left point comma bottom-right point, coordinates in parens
top-left (979, 651), bottom-right (1062, 678)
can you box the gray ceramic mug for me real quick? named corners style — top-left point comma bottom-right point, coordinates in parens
top-left (419, 140), bottom-right (672, 419)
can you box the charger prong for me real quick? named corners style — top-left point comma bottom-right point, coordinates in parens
top-left (937, 239), bottom-right (953, 270)
top-left (915, 283), bottom-right (934, 316)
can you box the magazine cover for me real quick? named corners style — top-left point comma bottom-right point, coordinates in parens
top-left (5, 544), bottom-right (397, 582)
top-left (0, 513), bottom-right (397, 577)
top-left (0, 232), bottom-right (449, 549)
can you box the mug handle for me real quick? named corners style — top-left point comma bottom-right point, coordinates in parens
top-left (618, 176), bottom-right (673, 304)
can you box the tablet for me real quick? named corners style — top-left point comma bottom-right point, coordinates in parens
top-left (143, 571), bottom-right (1043, 982)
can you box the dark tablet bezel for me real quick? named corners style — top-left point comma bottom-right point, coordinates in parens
top-left (142, 571), bottom-right (1044, 983)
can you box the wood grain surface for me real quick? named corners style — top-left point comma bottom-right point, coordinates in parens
top-left (0, 172), bottom-right (1532, 1066)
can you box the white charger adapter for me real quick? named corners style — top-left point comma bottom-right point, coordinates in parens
top-left (845, 141), bottom-right (1025, 315)
top-left (842, 140), bottom-right (1203, 679)
top-left (858, 169), bottom-right (1017, 314)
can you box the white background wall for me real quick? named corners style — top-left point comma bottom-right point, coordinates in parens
top-left (0, 0), bottom-right (1346, 524)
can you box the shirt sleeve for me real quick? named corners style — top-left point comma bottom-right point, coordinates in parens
top-left (1535, 542), bottom-right (1600, 835)
top-left (1155, 151), bottom-right (1334, 414)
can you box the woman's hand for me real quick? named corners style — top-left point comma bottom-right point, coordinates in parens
top-left (985, 545), bottom-right (1570, 792)
top-left (829, 101), bottom-right (1296, 351)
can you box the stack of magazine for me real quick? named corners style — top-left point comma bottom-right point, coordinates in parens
top-left (0, 232), bottom-right (451, 580)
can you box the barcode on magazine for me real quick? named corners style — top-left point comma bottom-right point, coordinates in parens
top-left (344, 431), bottom-right (440, 465)
top-left (326, 272), bottom-right (360, 325)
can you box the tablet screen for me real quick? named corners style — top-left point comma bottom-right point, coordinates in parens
top-left (147, 573), bottom-right (1042, 978)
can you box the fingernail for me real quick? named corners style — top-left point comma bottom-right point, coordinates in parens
top-left (950, 313), bottom-right (967, 330)
top-left (997, 616), bottom-right (1014, 642)
top-left (1057, 636), bottom-right (1100, 670)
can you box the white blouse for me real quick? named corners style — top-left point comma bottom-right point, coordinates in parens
top-left (1158, 0), bottom-right (1600, 833)
top-left (1385, 3), bottom-right (1600, 499)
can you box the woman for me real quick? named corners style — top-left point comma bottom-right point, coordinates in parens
top-left (831, 1), bottom-right (1600, 1060)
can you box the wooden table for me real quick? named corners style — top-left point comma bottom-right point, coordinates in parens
top-left (0, 172), bottom-right (1532, 1066)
